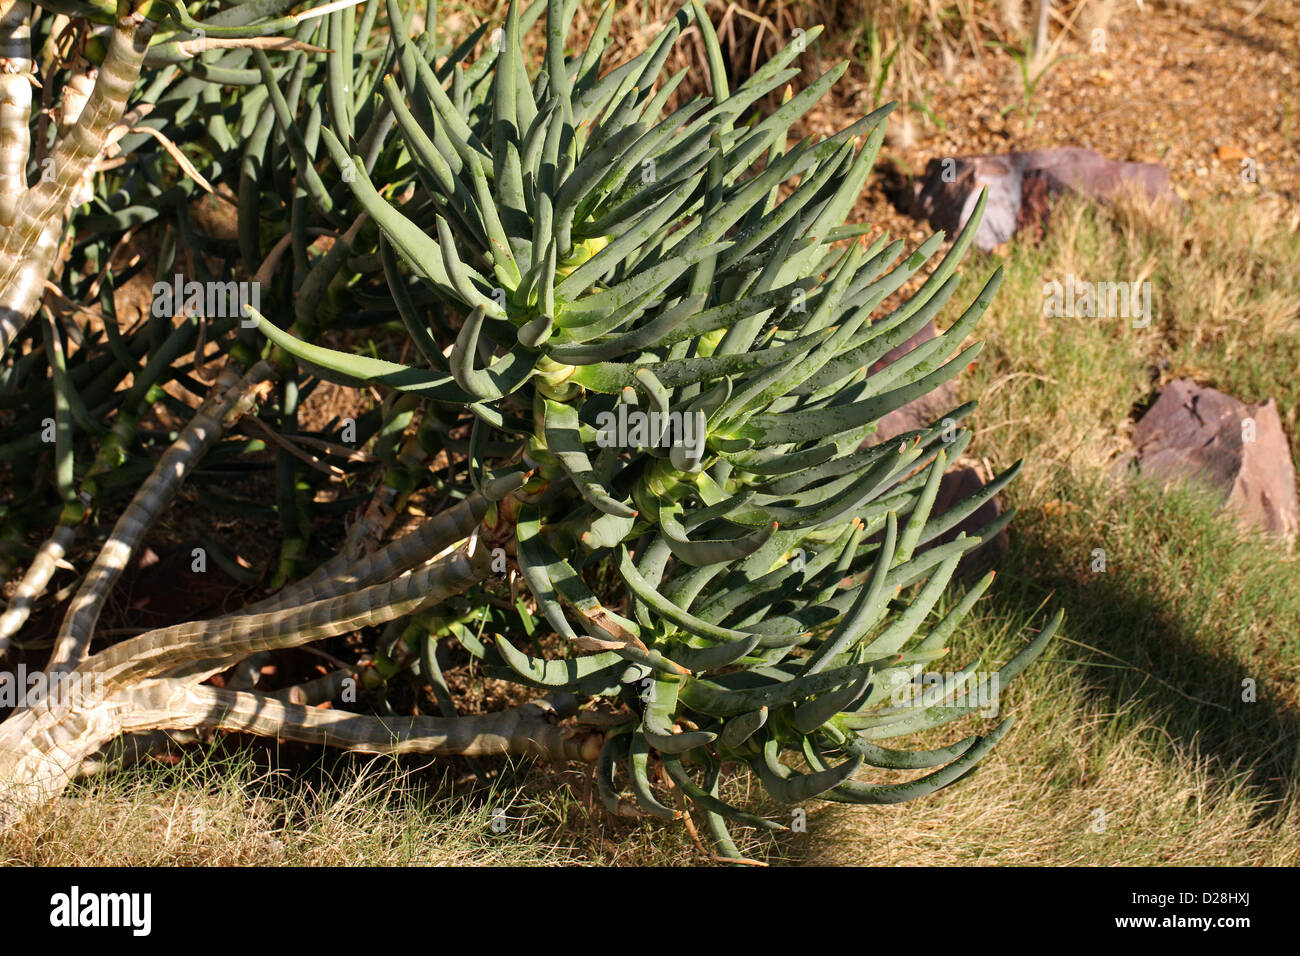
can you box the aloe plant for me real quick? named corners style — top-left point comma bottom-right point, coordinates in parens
top-left (251, 0), bottom-right (1061, 856)
top-left (0, 0), bottom-right (1059, 862)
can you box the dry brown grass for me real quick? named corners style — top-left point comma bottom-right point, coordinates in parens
top-left (0, 755), bottom-right (583, 866)
top-left (804, 657), bottom-right (1300, 866)
top-left (0, 748), bottom-right (777, 866)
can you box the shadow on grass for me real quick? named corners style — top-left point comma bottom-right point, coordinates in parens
top-left (986, 490), bottom-right (1300, 819)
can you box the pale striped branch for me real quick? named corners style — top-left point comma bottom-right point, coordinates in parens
top-left (182, 684), bottom-right (598, 760)
top-left (0, 9), bottom-right (150, 261)
top-left (57, 61), bottom-right (95, 128)
top-left (45, 360), bottom-right (277, 677)
top-left (0, 680), bottom-right (123, 815)
top-left (164, 469), bottom-right (524, 685)
top-left (78, 660), bottom-right (457, 780)
top-left (254, 490), bottom-right (490, 616)
top-left (0, 213), bottom-right (60, 356)
top-left (341, 479), bottom-right (401, 560)
top-left (0, 0), bottom-right (33, 226)
top-left (0, 678), bottom-right (596, 824)
top-left (0, 8), bottom-right (152, 357)
top-left (85, 545), bottom-right (491, 689)
top-left (161, 491), bottom-right (493, 686)
top-left (225, 466), bottom-right (526, 624)
top-left (57, 69), bottom-right (99, 208)
top-left (270, 667), bottom-right (354, 705)
top-left (0, 524), bottom-right (75, 654)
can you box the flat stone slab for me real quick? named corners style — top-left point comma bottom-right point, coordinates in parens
top-left (932, 463), bottom-right (1008, 576)
top-left (1120, 379), bottom-right (1298, 542)
top-left (863, 319), bottom-right (961, 448)
top-left (860, 323), bottom-right (1002, 572)
top-left (908, 147), bottom-right (1174, 250)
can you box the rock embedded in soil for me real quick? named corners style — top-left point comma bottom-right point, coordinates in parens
top-left (932, 463), bottom-right (1009, 577)
top-left (1119, 379), bottom-right (1299, 543)
top-left (861, 325), bottom-right (1005, 573)
top-left (863, 319), bottom-right (960, 446)
top-left (906, 147), bottom-right (1175, 250)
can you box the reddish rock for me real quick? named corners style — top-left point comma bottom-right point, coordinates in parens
top-left (864, 320), bottom-right (960, 447)
top-left (873, 381), bottom-right (961, 449)
top-left (854, 460), bottom-right (1008, 577)
top-left (908, 147), bottom-right (1175, 250)
top-left (930, 463), bottom-right (1009, 576)
top-left (1122, 379), bottom-right (1298, 542)
top-left (859, 324), bottom-right (1005, 573)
